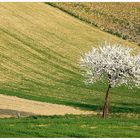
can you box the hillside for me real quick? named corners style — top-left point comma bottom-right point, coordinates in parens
top-left (0, 2), bottom-right (140, 138)
top-left (48, 2), bottom-right (140, 45)
top-left (0, 3), bottom-right (140, 114)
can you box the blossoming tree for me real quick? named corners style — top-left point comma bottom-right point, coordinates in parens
top-left (80, 42), bottom-right (140, 118)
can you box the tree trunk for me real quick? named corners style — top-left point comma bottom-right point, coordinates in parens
top-left (102, 84), bottom-right (111, 118)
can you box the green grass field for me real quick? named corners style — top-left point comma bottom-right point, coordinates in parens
top-left (0, 3), bottom-right (140, 137)
top-left (0, 115), bottom-right (140, 137)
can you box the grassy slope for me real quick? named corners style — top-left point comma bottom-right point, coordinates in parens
top-left (0, 3), bottom-right (140, 113)
top-left (0, 3), bottom-right (140, 137)
top-left (48, 3), bottom-right (140, 45)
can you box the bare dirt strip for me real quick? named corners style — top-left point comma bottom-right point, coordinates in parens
top-left (0, 94), bottom-right (95, 118)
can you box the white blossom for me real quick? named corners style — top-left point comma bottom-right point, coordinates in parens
top-left (80, 42), bottom-right (140, 88)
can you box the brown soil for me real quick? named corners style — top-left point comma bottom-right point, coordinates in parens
top-left (0, 94), bottom-right (95, 118)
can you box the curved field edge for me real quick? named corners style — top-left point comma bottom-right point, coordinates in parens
top-left (0, 3), bottom-right (140, 115)
top-left (47, 2), bottom-right (140, 45)
top-left (0, 94), bottom-right (95, 118)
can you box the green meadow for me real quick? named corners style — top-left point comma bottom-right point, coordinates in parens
top-left (0, 3), bottom-right (139, 137)
top-left (0, 115), bottom-right (140, 138)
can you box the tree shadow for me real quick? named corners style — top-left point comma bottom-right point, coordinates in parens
top-left (110, 103), bottom-right (140, 114)
top-left (64, 101), bottom-right (140, 114)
